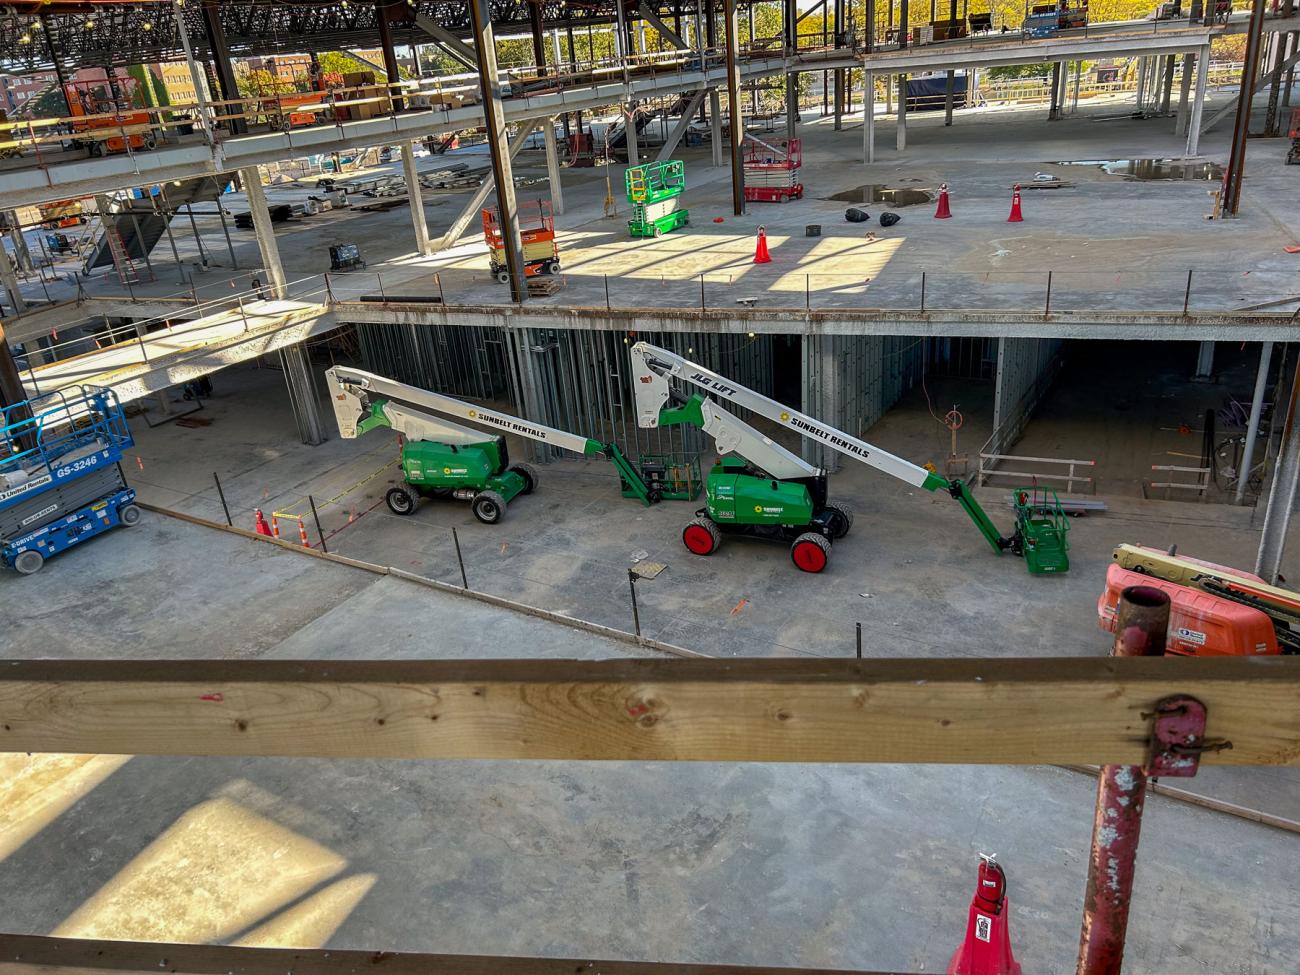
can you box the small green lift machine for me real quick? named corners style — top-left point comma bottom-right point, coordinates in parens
top-left (325, 367), bottom-right (675, 523)
top-left (629, 342), bottom-right (1068, 573)
top-left (626, 160), bottom-right (689, 238)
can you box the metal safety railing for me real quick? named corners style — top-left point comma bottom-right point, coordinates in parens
top-left (978, 452), bottom-right (1096, 493)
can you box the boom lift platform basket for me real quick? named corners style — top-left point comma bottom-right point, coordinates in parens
top-left (1, 385), bottom-right (140, 575)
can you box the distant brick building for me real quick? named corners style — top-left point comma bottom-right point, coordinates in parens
top-left (0, 71), bottom-right (59, 114)
top-left (155, 61), bottom-right (201, 105)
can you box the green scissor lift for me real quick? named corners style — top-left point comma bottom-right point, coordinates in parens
top-left (626, 160), bottom-right (689, 238)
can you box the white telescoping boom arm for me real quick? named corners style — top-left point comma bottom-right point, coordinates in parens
top-left (325, 366), bottom-right (598, 455)
top-left (630, 342), bottom-right (933, 487)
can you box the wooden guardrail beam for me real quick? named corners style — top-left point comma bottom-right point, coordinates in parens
top-left (0, 657), bottom-right (1295, 766)
top-left (0, 935), bottom-right (905, 975)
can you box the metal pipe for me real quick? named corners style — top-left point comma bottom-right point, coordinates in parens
top-left (1075, 584), bottom-right (1170, 975)
top-left (1236, 341), bottom-right (1273, 504)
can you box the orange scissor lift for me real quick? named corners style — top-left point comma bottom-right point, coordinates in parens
top-left (64, 77), bottom-right (155, 155)
top-left (482, 200), bottom-right (560, 284)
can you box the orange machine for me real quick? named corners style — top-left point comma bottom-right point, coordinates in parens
top-left (481, 200), bottom-right (559, 284)
top-left (1098, 545), bottom-right (1292, 656)
top-left (64, 77), bottom-right (154, 155)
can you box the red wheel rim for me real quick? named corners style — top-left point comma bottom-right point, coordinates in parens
top-left (792, 540), bottom-right (827, 572)
top-left (683, 525), bottom-right (714, 555)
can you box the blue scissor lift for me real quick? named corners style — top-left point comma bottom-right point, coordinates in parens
top-left (1, 385), bottom-right (139, 575)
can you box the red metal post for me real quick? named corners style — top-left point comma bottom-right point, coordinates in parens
top-left (1075, 584), bottom-right (1170, 975)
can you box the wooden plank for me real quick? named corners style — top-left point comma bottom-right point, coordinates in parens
top-left (0, 936), bottom-right (903, 975)
top-left (0, 658), bottom-right (1296, 765)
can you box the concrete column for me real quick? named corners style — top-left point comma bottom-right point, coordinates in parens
top-left (944, 70), bottom-right (955, 126)
top-left (279, 343), bottom-right (327, 446)
top-left (1073, 59), bottom-right (1083, 112)
top-left (886, 72), bottom-right (892, 113)
top-left (1256, 364), bottom-right (1300, 583)
top-left (1135, 56), bottom-right (1149, 110)
top-left (1186, 47), bottom-right (1209, 155)
top-left (240, 167), bottom-right (287, 299)
top-left (0, 243), bottom-right (27, 315)
top-left (1176, 52), bottom-right (1194, 136)
top-left (896, 74), bottom-right (907, 151)
top-left (1194, 341), bottom-right (1214, 380)
top-left (542, 120), bottom-right (565, 215)
top-left (709, 89), bottom-right (724, 167)
top-left (400, 142), bottom-right (432, 256)
top-left (1236, 341), bottom-right (1273, 504)
top-left (5, 216), bottom-right (33, 273)
top-left (864, 70), bottom-right (876, 163)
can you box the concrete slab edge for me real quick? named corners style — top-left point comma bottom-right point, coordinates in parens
top-left (135, 502), bottom-right (704, 660)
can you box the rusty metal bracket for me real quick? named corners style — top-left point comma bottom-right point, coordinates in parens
top-left (1145, 695), bottom-right (1233, 778)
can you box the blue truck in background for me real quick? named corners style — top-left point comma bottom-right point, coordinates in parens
top-left (1, 385), bottom-right (139, 575)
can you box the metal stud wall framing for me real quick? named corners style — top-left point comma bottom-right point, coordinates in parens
top-left (356, 321), bottom-right (777, 465)
top-left (989, 337), bottom-right (1065, 457)
top-left (802, 335), bottom-right (927, 471)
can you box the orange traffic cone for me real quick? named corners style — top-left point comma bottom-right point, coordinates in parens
top-left (935, 182), bottom-right (952, 219)
top-left (947, 856), bottom-right (1021, 975)
top-left (271, 515), bottom-right (281, 539)
top-left (753, 225), bottom-right (771, 264)
top-left (1007, 184), bottom-right (1024, 223)
top-left (254, 509), bottom-right (272, 537)
top-left (297, 518), bottom-right (310, 547)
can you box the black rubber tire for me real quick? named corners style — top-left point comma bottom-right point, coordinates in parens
top-left (495, 269), bottom-right (510, 284)
top-left (826, 500), bottom-right (854, 539)
top-left (682, 517), bottom-right (721, 556)
top-left (119, 504), bottom-right (142, 527)
top-left (653, 227), bottom-right (663, 238)
top-left (472, 490), bottom-right (507, 524)
top-left (14, 550), bottom-right (43, 575)
top-left (790, 532), bottom-right (831, 573)
top-left (509, 463), bottom-right (540, 494)
top-left (385, 486), bottom-right (418, 515)
top-left (544, 260), bottom-right (560, 275)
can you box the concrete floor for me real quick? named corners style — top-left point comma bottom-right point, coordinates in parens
top-left (4, 78), bottom-right (1300, 975)
top-left (9, 87), bottom-right (1300, 317)
top-left (2, 513), bottom-right (1298, 974)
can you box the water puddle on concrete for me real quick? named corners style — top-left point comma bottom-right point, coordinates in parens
top-left (824, 185), bottom-right (935, 205)
top-left (1049, 158), bottom-right (1224, 180)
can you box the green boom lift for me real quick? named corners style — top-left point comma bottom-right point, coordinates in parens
top-left (630, 342), bottom-right (1063, 574)
top-left (325, 366), bottom-right (661, 523)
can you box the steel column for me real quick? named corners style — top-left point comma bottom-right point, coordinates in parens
top-left (1222, 0), bottom-right (1269, 215)
top-left (401, 142), bottom-right (432, 255)
top-left (529, 0), bottom-right (548, 70)
top-left (723, 0), bottom-right (745, 215)
top-left (0, 325), bottom-right (29, 412)
top-left (785, 0), bottom-right (799, 140)
top-left (943, 70), bottom-right (955, 126)
top-left (1256, 359), bottom-right (1300, 582)
top-left (376, 0), bottom-right (405, 111)
top-left (1264, 31), bottom-right (1287, 136)
top-left (1160, 53), bottom-right (1176, 114)
top-left (470, 0), bottom-right (527, 303)
top-left (1186, 47), bottom-right (1209, 155)
top-left (1075, 584), bottom-right (1170, 975)
top-left (240, 167), bottom-right (286, 299)
top-left (542, 121), bottom-right (566, 214)
top-left (1049, 61), bottom-right (1062, 119)
top-left (1235, 341), bottom-right (1273, 504)
top-left (201, 0), bottom-right (244, 134)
